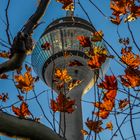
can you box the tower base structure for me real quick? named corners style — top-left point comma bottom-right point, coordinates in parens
top-left (43, 50), bottom-right (98, 140)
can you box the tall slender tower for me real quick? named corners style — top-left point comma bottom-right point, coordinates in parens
top-left (31, 15), bottom-right (109, 140)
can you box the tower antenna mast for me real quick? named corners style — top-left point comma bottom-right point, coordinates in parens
top-left (66, 10), bottom-right (74, 17)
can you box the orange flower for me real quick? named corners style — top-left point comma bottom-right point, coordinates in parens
top-left (94, 99), bottom-right (115, 119)
top-left (102, 100), bottom-right (114, 111)
top-left (94, 75), bottom-right (118, 119)
top-left (94, 100), bottom-right (114, 112)
top-left (95, 110), bottom-right (110, 119)
top-left (103, 90), bottom-right (117, 101)
top-left (86, 46), bottom-right (107, 57)
top-left (0, 51), bottom-right (10, 58)
top-left (85, 119), bottom-right (103, 133)
top-left (12, 102), bottom-right (31, 118)
top-left (110, 16), bottom-right (121, 25)
top-left (68, 80), bottom-right (82, 91)
top-left (88, 54), bottom-right (107, 69)
top-left (77, 36), bottom-right (91, 48)
top-left (56, 0), bottom-right (74, 11)
top-left (121, 47), bottom-right (140, 69)
top-left (93, 102), bottom-right (104, 110)
top-left (51, 93), bottom-right (75, 113)
top-left (91, 30), bottom-right (103, 42)
top-left (98, 75), bottom-right (118, 90)
top-left (81, 129), bottom-right (88, 136)
top-left (17, 95), bottom-right (24, 101)
top-left (106, 122), bottom-right (113, 131)
top-left (120, 68), bottom-right (140, 88)
top-left (14, 65), bottom-right (35, 93)
top-left (110, 0), bottom-right (137, 24)
top-left (55, 68), bottom-right (72, 83)
top-left (119, 98), bottom-right (129, 110)
top-left (110, 0), bottom-right (127, 16)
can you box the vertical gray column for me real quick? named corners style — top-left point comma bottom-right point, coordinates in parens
top-left (60, 87), bottom-right (84, 140)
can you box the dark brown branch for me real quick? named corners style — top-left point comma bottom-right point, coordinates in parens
top-left (0, 111), bottom-right (65, 140)
top-left (0, 0), bottom-right (50, 74)
top-left (22, 0), bottom-right (50, 34)
top-left (0, 50), bottom-right (26, 74)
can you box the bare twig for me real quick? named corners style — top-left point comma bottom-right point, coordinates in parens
top-left (88, 0), bottom-right (108, 18)
top-left (127, 21), bottom-right (140, 52)
top-left (5, 0), bottom-right (12, 45)
top-left (32, 89), bottom-right (54, 129)
top-left (128, 89), bottom-right (137, 140)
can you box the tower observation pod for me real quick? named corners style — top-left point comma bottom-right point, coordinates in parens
top-left (31, 16), bottom-right (109, 140)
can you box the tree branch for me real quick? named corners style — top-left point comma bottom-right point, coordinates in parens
top-left (22, 0), bottom-right (50, 34)
top-left (0, 111), bottom-right (65, 140)
top-left (0, 0), bottom-right (50, 74)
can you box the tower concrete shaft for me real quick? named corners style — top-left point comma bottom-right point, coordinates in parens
top-left (60, 88), bottom-right (83, 140)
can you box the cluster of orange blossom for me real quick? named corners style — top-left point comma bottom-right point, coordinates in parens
top-left (56, 0), bottom-right (74, 11)
top-left (120, 47), bottom-right (140, 88)
top-left (110, 0), bottom-right (140, 24)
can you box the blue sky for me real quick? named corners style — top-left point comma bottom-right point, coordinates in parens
top-left (0, 0), bottom-right (140, 140)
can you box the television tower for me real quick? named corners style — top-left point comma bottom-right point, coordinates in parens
top-left (31, 11), bottom-right (109, 140)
